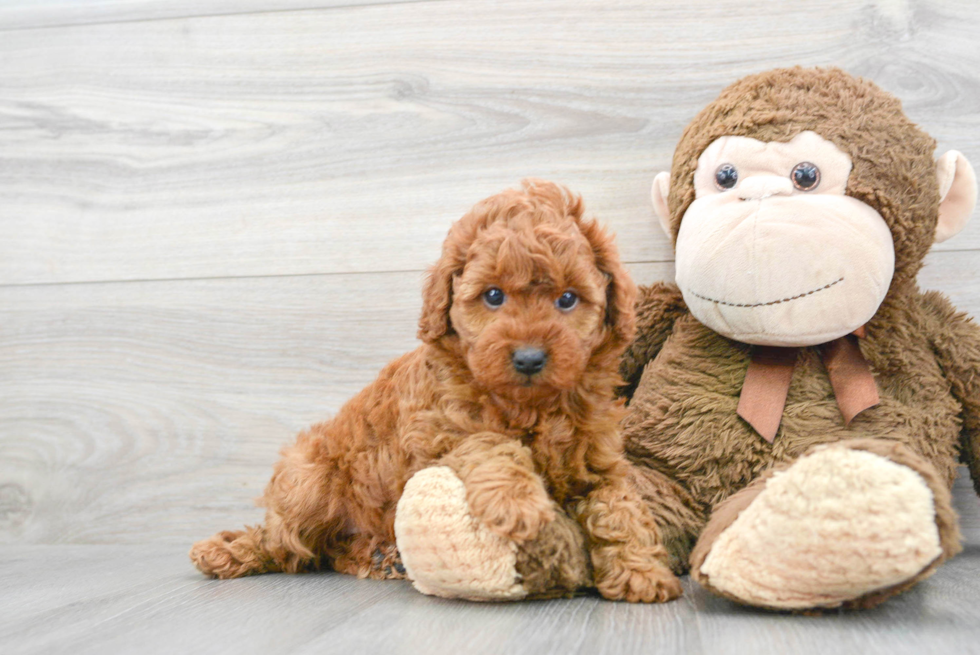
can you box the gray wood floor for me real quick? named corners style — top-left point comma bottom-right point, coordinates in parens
top-left (2, 0), bottom-right (980, 652)
top-left (3, 471), bottom-right (979, 655)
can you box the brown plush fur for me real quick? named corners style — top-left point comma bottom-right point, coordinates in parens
top-left (513, 507), bottom-right (593, 599)
top-left (619, 68), bottom-right (980, 605)
top-left (190, 180), bottom-right (681, 603)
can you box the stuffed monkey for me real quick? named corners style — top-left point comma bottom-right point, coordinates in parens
top-left (620, 66), bottom-right (979, 610)
top-left (395, 67), bottom-right (980, 610)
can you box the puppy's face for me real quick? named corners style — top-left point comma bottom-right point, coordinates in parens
top-left (447, 220), bottom-right (608, 399)
top-left (419, 182), bottom-right (636, 402)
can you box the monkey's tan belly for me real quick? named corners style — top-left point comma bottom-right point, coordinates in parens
top-left (623, 317), bottom-right (963, 511)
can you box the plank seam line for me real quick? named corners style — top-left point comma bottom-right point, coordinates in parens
top-left (0, 246), bottom-right (972, 290)
top-left (0, 259), bottom-right (680, 289)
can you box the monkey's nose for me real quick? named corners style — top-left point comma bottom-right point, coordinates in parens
top-left (737, 176), bottom-right (794, 201)
top-left (512, 348), bottom-right (547, 375)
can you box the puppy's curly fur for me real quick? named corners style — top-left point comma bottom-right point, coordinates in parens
top-left (190, 180), bottom-right (681, 602)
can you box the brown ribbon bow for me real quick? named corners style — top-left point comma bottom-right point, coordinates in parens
top-left (736, 328), bottom-right (879, 443)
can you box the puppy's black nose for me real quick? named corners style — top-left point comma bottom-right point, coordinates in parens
top-left (512, 348), bottom-right (547, 375)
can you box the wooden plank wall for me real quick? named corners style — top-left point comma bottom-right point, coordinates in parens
top-left (1, 0), bottom-right (978, 545)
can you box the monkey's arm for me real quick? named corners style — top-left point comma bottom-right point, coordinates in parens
top-left (920, 291), bottom-right (980, 494)
top-left (618, 282), bottom-right (687, 400)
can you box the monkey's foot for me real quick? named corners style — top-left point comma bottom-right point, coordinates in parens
top-left (394, 466), bottom-right (591, 601)
top-left (690, 440), bottom-right (961, 611)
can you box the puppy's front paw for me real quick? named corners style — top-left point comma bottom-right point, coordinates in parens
top-left (466, 468), bottom-right (555, 543)
top-left (594, 549), bottom-right (683, 603)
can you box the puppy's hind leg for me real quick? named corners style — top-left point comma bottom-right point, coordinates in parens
top-left (190, 526), bottom-right (283, 579)
top-left (190, 502), bottom-right (330, 579)
top-left (190, 429), bottom-right (344, 579)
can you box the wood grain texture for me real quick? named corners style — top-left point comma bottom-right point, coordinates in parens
top-left (2, 471), bottom-right (979, 655)
top-left (2, 253), bottom-right (978, 546)
top-left (0, 0), bottom-right (438, 31)
top-left (0, 268), bottom-right (428, 545)
top-left (0, 0), bottom-right (978, 286)
top-left (0, 263), bottom-right (672, 545)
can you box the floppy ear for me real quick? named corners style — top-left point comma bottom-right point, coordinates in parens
top-left (580, 219), bottom-right (637, 350)
top-left (418, 225), bottom-right (468, 343)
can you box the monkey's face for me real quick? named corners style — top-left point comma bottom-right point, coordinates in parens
top-left (671, 131), bottom-right (895, 347)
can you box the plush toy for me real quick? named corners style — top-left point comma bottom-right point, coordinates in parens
top-left (395, 67), bottom-right (980, 610)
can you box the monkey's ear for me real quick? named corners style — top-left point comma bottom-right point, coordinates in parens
top-left (934, 150), bottom-right (977, 243)
top-left (651, 172), bottom-right (672, 239)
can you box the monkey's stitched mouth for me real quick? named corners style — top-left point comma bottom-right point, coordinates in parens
top-left (689, 276), bottom-right (844, 308)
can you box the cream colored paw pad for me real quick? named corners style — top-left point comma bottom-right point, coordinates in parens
top-left (394, 466), bottom-right (526, 601)
top-left (700, 447), bottom-right (942, 609)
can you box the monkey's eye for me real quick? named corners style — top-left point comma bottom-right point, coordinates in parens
top-left (483, 287), bottom-right (505, 308)
top-left (714, 164), bottom-right (738, 190)
top-left (556, 290), bottom-right (578, 311)
top-left (791, 162), bottom-right (820, 191)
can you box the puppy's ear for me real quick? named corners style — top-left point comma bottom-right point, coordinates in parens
top-left (418, 224), bottom-right (468, 343)
top-left (580, 219), bottom-right (637, 350)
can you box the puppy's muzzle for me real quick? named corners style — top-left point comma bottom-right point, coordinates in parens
top-left (512, 347), bottom-right (547, 376)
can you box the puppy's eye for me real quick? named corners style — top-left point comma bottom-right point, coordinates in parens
top-left (555, 291), bottom-right (578, 311)
top-left (791, 162), bottom-right (820, 190)
top-left (483, 287), bottom-right (505, 308)
top-left (715, 164), bottom-right (738, 190)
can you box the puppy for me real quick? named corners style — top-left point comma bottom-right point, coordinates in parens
top-left (190, 180), bottom-right (681, 602)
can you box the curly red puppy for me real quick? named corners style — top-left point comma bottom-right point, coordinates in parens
top-left (190, 180), bottom-right (681, 602)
